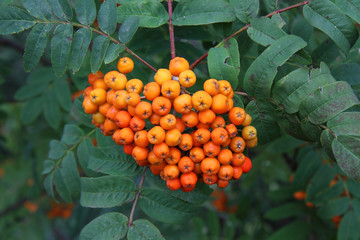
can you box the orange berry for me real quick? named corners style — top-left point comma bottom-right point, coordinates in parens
top-left (229, 107), bottom-right (246, 125)
top-left (229, 89), bottom-right (234, 98)
top-left (179, 69), bottom-right (196, 88)
top-left (293, 191), bottom-right (306, 200)
top-left (232, 166), bottom-right (243, 180)
top-left (106, 89), bottom-right (116, 104)
top-left (165, 129), bottom-right (182, 147)
top-left (149, 113), bottom-right (161, 125)
top-left (229, 137), bottom-right (245, 153)
top-left (152, 96), bottom-right (172, 116)
top-left (93, 79), bottom-right (108, 90)
top-left (82, 97), bottom-right (99, 114)
top-left (217, 179), bottom-right (229, 188)
top-left (114, 110), bottom-right (131, 128)
top-left (143, 82), bottom-right (161, 101)
top-left (226, 124), bottom-right (238, 138)
top-left (227, 97), bottom-right (233, 112)
top-left (126, 79), bottom-right (143, 93)
top-left (132, 146), bottom-right (148, 161)
top-left (165, 147), bottom-right (181, 165)
top-left (241, 156), bottom-right (252, 173)
top-left (192, 91), bottom-right (212, 111)
top-left (135, 101), bottom-right (152, 119)
top-left (194, 163), bottom-right (202, 174)
top-left (127, 105), bottom-right (136, 117)
top-left (169, 57), bottom-right (189, 77)
top-left (211, 116), bottom-right (225, 129)
top-left (154, 68), bottom-right (172, 86)
top-left (203, 174), bottom-right (218, 185)
top-left (104, 71), bottom-right (127, 90)
top-left (222, 137), bottom-right (231, 148)
top-left (182, 110), bottom-right (199, 128)
top-left (189, 147), bottom-right (205, 163)
top-left (203, 79), bottom-right (219, 96)
top-left (218, 149), bottom-right (233, 165)
top-left (218, 165), bottom-right (234, 181)
top-left (117, 57), bottom-right (134, 74)
top-left (232, 153), bottom-right (245, 166)
top-left (150, 162), bottom-right (166, 175)
top-left (129, 116), bottom-right (145, 132)
top-left (164, 165), bottom-right (180, 180)
top-left (134, 130), bottom-right (149, 147)
top-left (203, 141), bottom-right (221, 157)
top-left (112, 128), bottom-right (134, 145)
top-left (178, 156), bottom-right (194, 173)
top-left (148, 151), bottom-right (163, 165)
top-left (160, 114), bottom-right (177, 130)
top-left (218, 80), bottom-right (232, 96)
top-left (173, 94), bottom-right (193, 114)
top-left (167, 178), bottom-right (181, 191)
top-left (211, 94), bottom-right (229, 114)
top-left (180, 172), bottom-right (197, 189)
top-left (113, 90), bottom-right (128, 109)
top-left (153, 142), bottom-right (170, 159)
top-left (88, 71), bottom-right (104, 85)
top-left (181, 185), bottom-right (195, 192)
top-left (161, 80), bottom-right (180, 99)
top-left (83, 86), bottom-right (93, 98)
top-left (242, 126), bottom-right (257, 140)
top-left (201, 157), bottom-right (220, 175)
top-left (191, 131), bottom-right (202, 147)
top-left (92, 112), bottom-right (106, 124)
top-left (136, 159), bottom-right (149, 167)
top-left (246, 137), bottom-right (258, 148)
top-left (194, 128), bottom-right (211, 145)
top-left (99, 103), bottom-right (111, 116)
top-left (241, 114), bottom-right (252, 126)
top-left (198, 109), bottom-right (216, 125)
top-left (106, 106), bottom-right (119, 121)
top-left (124, 144), bottom-right (135, 155)
top-left (174, 117), bottom-right (186, 133)
top-left (211, 127), bottom-right (229, 145)
top-left (125, 92), bottom-right (141, 107)
top-left (147, 126), bottom-right (166, 144)
top-left (179, 133), bottom-right (193, 151)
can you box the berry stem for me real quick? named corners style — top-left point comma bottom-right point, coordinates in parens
top-left (168, 0), bottom-right (176, 59)
top-left (128, 168), bottom-right (146, 228)
top-left (234, 91), bottom-right (248, 97)
top-left (189, 0), bottom-right (311, 70)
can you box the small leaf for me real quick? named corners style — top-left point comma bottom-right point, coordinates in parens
top-left (230, 0), bottom-right (259, 23)
top-left (127, 219), bottom-right (164, 240)
top-left (69, 28), bottom-right (92, 73)
top-left (48, 140), bottom-right (67, 159)
top-left (317, 197), bottom-right (350, 218)
top-left (293, 151), bottom-right (322, 188)
top-left (313, 180), bottom-right (344, 205)
top-left (42, 89), bottom-right (61, 129)
top-left (61, 152), bottom-right (81, 199)
top-left (42, 160), bottom-right (55, 175)
top-left (14, 82), bottom-right (48, 101)
top-left (299, 81), bottom-right (359, 124)
top-left (338, 211), bottom-right (360, 240)
top-left (336, 0), bottom-right (360, 24)
top-left (44, 173), bottom-right (55, 198)
top-left (24, 23), bottom-right (52, 72)
top-left (320, 129), bottom-right (336, 159)
top-left (21, 97), bottom-right (43, 125)
top-left (98, 0), bottom-right (117, 34)
top-left (306, 164), bottom-right (336, 201)
top-left (139, 188), bottom-right (199, 223)
top-left (51, 23), bottom-right (73, 76)
top-left (54, 77), bottom-right (72, 112)
top-left (0, 6), bottom-right (35, 35)
top-left (265, 202), bottom-right (305, 220)
top-left (104, 43), bottom-right (125, 64)
top-left (243, 35), bottom-right (306, 99)
top-left (327, 112), bottom-right (360, 137)
top-left (268, 220), bottom-right (310, 240)
top-left (53, 168), bottom-right (72, 202)
top-left (172, 0), bottom-right (235, 26)
top-left (118, 16), bottom-right (139, 44)
top-left (347, 179), bottom-right (360, 198)
top-left (79, 212), bottom-right (128, 240)
top-left (61, 124), bottom-right (84, 145)
top-left (247, 17), bottom-right (286, 46)
top-left (90, 35), bottom-right (110, 74)
top-left (22, 0), bottom-right (52, 20)
top-left (75, 0), bottom-right (96, 26)
top-left (77, 139), bottom-right (102, 177)
top-left (71, 98), bottom-right (93, 127)
top-left (117, 0), bottom-right (169, 28)
top-left (48, 0), bottom-right (73, 21)
top-left (332, 135), bottom-right (360, 181)
top-left (333, 63), bottom-right (360, 97)
top-left (80, 176), bottom-right (137, 208)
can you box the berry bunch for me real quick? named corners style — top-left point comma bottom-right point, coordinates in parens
top-left (82, 57), bottom-right (257, 192)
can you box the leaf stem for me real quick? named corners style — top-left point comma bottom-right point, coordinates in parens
top-left (128, 168), bottom-right (146, 228)
top-left (189, 0), bottom-right (311, 70)
top-left (168, 0), bottom-right (176, 59)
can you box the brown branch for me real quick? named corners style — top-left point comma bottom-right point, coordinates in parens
top-left (0, 198), bottom-right (27, 218)
top-left (128, 169), bottom-right (146, 227)
top-left (168, 0), bottom-right (176, 59)
top-left (189, 0), bottom-right (311, 70)
top-left (235, 91), bottom-right (248, 97)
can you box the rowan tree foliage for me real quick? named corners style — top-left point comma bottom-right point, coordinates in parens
top-left (0, 0), bottom-right (360, 239)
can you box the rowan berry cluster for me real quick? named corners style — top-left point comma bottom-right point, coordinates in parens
top-left (82, 56), bottom-right (257, 192)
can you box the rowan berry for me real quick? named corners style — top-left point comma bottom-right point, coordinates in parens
top-left (167, 178), bottom-right (181, 191)
top-left (126, 79), bottom-right (143, 93)
top-left (203, 174), bottom-right (218, 185)
top-left (88, 71), bottom-right (104, 85)
top-left (82, 97), bottom-right (98, 114)
top-left (135, 101), bottom-right (152, 119)
top-left (189, 147), bottom-right (205, 163)
top-left (182, 110), bottom-right (199, 128)
top-left (179, 70), bottom-right (196, 88)
top-left (104, 71), bottom-right (127, 90)
top-left (179, 133), bottom-right (193, 151)
top-left (203, 141), bottom-right (221, 157)
top-left (148, 151), bottom-right (163, 165)
top-left (241, 157), bottom-right (252, 173)
top-left (178, 156), bottom-right (194, 173)
top-left (154, 68), bottom-right (172, 85)
top-left (152, 96), bottom-right (172, 116)
top-left (150, 162), bottom-right (166, 175)
top-left (143, 82), bottom-right (161, 101)
top-left (198, 109), bottom-right (216, 125)
top-left (203, 79), bottom-right (219, 96)
top-left (117, 57), bottom-right (134, 74)
top-left (161, 80), bottom-right (180, 99)
top-left (165, 147), bottom-right (181, 165)
top-left (114, 110), bottom-right (131, 128)
top-left (129, 116), bottom-right (145, 131)
top-left (229, 137), bottom-right (245, 153)
top-left (169, 57), bottom-right (189, 76)
top-left (165, 129), bottom-right (182, 147)
top-left (132, 146), bottom-right (148, 161)
top-left (211, 94), bottom-right (229, 114)
top-left (173, 94), bottom-right (192, 114)
top-left (160, 114), bottom-right (176, 130)
top-left (218, 149), bottom-right (233, 165)
top-left (192, 91), bottom-right (212, 111)
top-left (153, 142), bottom-right (170, 159)
top-left (201, 157), bottom-right (220, 175)
top-left (147, 126), bottom-right (166, 144)
top-left (229, 107), bottom-right (246, 125)
top-left (242, 126), bottom-right (257, 140)
top-left (180, 172), bottom-right (197, 189)
top-left (218, 165), bottom-right (234, 181)
top-left (164, 165), bottom-right (180, 180)
top-left (134, 130), bottom-right (149, 147)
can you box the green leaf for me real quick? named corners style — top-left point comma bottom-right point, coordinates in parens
top-left (42, 160), bottom-right (55, 175)
top-left (0, 6), bottom-right (35, 35)
top-left (71, 98), bottom-right (93, 127)
top-left (44, 173), bottom-right (55, 198)
top-left (245, 100), bottom-right (281, 144)
top-left (23, 23), bottom-right (52, 72)
top-left (139, 188), bottom-right (199, 223)
top-left (303, 0), bottom-right (357, 53)
top-left (317, 197), bottom-right (349, 218)
top-left (75, 0), bottom-right (96, 26)
top-left (347, 179), bottom-right (360, 198)
top-left (321, 129), bottom-right (336, 159)
top-left (333, 63), bottom-right (360, 97)
top-left (299, 81), bottom-right (359, 124)
top-left (273, 63), bottom-right (336, 114)
top-left (306, 164), bottom-right (336, 201)
top-left (313, 180), bottom-right (344, 205)
top-left (48, 140), bottom-right (67, 159)
top-left (332, 135), bottom-right (360, 181)
top-left (247, 17), bottom-right (286, 46)
top-left (268, 220), bottom-right (310, 240)
top-left (80, 176), bottom-right (137, 208)
top-left (54, 77), bottom-right (72, 112)
top-left (243, 35), bottom-right (306, 99)
top-left (293, 151), bottom-right (322, 188)
top-left (168, 182), bottom-right (213, 205)
top-left (338, 211), bottom-right (360, 240)
top-left (22, 0), bottom-right (52, 20)
top-left (263, 0), bottom-right (277, 12)
top-left (51, 23), bottom-right (73, 76)
top-left (14, 82), bottom-right (48, 101)
top-left (104, 43), bottom-right (125, 64)
top-left (77, 139), bottom-right (102, 177)
top-left (207, 210), bottom-right (220, 237)
top-left (21, 97), bottom-right (42, 125)
top-left (88, 146), bottom-right (142, 176)
top-left (172, 0), bottom-right (235, 26)
top-left (61, 152), bottom-right (81, 199)
top-left (61, 124), bottom-right (84, 145)
top-left (0, 0), bottom-right (13, 7)
top-left (42, 89), bottom-right (61, 129)
top-left (118, 16), bottom-right (139, 44)
top-left (69, 28), bottom-right (92, 73)
top-left (53, 168), bottom-right (72, 202)
top-left (208, 47), bottom-right (238, 89)
top-left (327, 112), bottom-right (360, 137)
top-left (95, 129), bottom-right (117, 147)
top-left (90, 35), bottom-right (110, 74)
top-left (336, 0), bottom-right (360, 24)
top-left (265, 202), bottom-right (305, 220)
top-left (117, 0), bottom-right (169, 28)
top-left (98, 0), bottom-right (117, 34)
top-left (127, 219), bottom-right (164, 240)
top-left (224, 38), bottom-right (240, 75)
top-left (80, 212), bottom-right (128, 240)
top-left (48, 0), bottom-right (73, 21)
top-left (230, 0), bottom-right (259, 23)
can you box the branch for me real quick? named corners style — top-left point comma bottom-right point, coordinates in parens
top-left (234, 91), bottom-right (248, 97)
top-left (168, 0), bottom-right (176, 59)
top-left (128, 169), bottom-right (146, 227)
top-left (189, 0), bottom-right (311, 70)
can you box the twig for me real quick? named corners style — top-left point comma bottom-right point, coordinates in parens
top-left (0, 199), bottom-right (27, 218)
top-left (234, 91), bottom-right (248, 97)
top-left (168, 0), bottom-right (176, 59)
top-left (189, 0), bottom-right (311, 70)
top-left (128, 169), bottom-right (146, 227)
